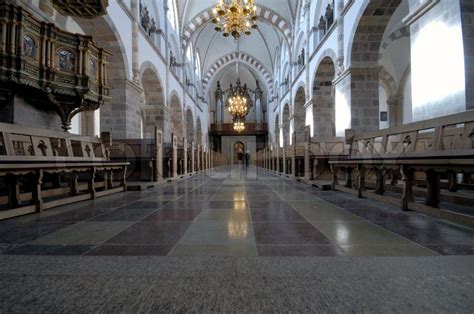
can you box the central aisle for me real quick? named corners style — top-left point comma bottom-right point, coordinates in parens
top-left (2, 166), bottom-right (473, 257)
top-left (1, 166), bottom-right (474, 311)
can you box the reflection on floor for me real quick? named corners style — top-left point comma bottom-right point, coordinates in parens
top-left (1, 165), bottom-right (473, 257)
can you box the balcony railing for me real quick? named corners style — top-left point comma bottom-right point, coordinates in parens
top-left (0, 3), bottom-right (111, 131)
top-left (210, 123), bottom-right (268, 136)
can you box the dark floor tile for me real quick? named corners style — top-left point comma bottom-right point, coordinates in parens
top-left (3, 244), bottom-right (92, 256)
top-left (253, 222), bottom-right (332, 245)
top-left (160, 201), bottom-right (208, 210)
top-left (85, 244), bottom-right (173, 256)
top-left (0, 222), bottom-right (72, 244)
top-left (376, 221), bottom-right (474, 246)
top-left (105, 221), bottom-right (191, 245)
top-left (344, 206), bottom-right (418, 222)
top-left (124, 201), bottom-right (169, 210)
top-left (250, 208), bottom-right (305, 222)
top-left (247, 201), bottom-right (292, 210)
top-left (88, 208), bottom-right (155, 222)
top-left (36, 208), bottom-right (112, 223)
top-left (425, 244), bottom-right (474, 255)
top-left (207, 201), bottom-right (247, 209)
top-left (257, 245), bottom-right (345, 256)
top-left (144, 209), bottom-right (202, 221)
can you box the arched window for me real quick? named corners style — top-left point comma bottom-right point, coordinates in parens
top-left (195, 51), bottom-right (201, 79)
top-left (186, 44), bottom-right (193, 63)
top-left (167, 0), bottom-right (178, 31)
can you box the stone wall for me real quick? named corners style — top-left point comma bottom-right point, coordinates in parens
top-left (408, 0), bottom-right (466, 121)
top-left (0, 96), bottom-right (62, 132)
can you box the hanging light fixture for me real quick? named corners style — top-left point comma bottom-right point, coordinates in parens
top-left (212, 0), bottom-right (258, 40)
top-left (226, 79), bottom-right (252, 133)
top-left (233, 117), bottom-right (246, 132)
top-left (223, 40), bottom-right (253, 133)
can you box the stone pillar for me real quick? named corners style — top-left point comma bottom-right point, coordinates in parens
top-left (336, 0), bottom-right (345, 74)
top-left (387, 96), bottom-right (403, 127)
top-left (461, 0), bottom-right (474, 110)
top-left (282, 147), bottom-right (286, 174)
top-left (333, 66), bottom-right (381, 134)
top-left (131, 0), bottom-right (140, 82)
top-left (197, 145), bottom-right (201, 171)
top-left (191, 142), bottom-right (195, 173)
top-left (154, 127), bottom-right (163, 182)
top-left (183, 139), bottom-right (188, 175)
top-left (172, 135), bottom-right (178, 178)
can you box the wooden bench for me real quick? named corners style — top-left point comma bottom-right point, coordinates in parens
top-left (308, 136), bottom-right (348, 182)
top-left (109, 128), bottom-right (163, 183)
top-left (329, 110), bottom-right (474, 213)
top-left (0, 122), bottom-right (128, 220)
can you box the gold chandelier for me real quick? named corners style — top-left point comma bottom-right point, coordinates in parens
top-left (226, 79), bottom-right (252, 133)
top-left (212, 0), bottom-right (258, 40)
top-left (233, 117), bottom-right (245, 132)
top-left (228, 94), bottom-right (249, 117)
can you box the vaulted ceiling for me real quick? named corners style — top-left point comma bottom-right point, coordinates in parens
top-left (177, 0), bottom-right (300, 97)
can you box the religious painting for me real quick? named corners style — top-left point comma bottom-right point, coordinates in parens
top-left (23, 35), bottom-right (37, 59)
top-left (58, 49), bottom-right (75, 71)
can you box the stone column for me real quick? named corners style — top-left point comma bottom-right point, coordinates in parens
top-left (197, 145), bottom-right (201, 171)
top-left (172, 135), bottom-right (178, 178)
top-left (191, 142), bottom-right (195, 173)
top-left (154, 128), bottom-right (163, 182)
top-left (387, 96), bottom-right (403, 127)
top-left (333, 66), bottom-right (382, 134)
top-left (131, 0), bottom-right (140, 82)
top-left (336, 0), bottom-right (345, 74)
top-left (183, 139), bottom-right (188, 175)
top-left (461, 0), bottom-right (474, 110)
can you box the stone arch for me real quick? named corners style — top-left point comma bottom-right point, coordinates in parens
top-left (166, 93), bottom-right (183, 142)
top-left (344, 0), bottom-right (402, 132)
top-left (196, 116), bottom-right (203, 146)
top-left (282, 103), bottom-right (291, 146)
top-left (140, 64), bottom-right (165, 138)
top-left (379, 68), bottom-right (398, 98)
top-left (73, 15), bottom-right (132, 138)
top-left (202, 52), bottom-right (273, 96)
top-left (182, 5), bottom-right (292, 49)
top-left (379, 26), bottom-right (410, 61)
top-left (348, 0), bottom-right (402, 67)
top-left (312, 56), bottom-right (336, 138)
top-left (185, 108), bottom-right (194, 142)
top-left (293, 86), bottom-right (307, 143)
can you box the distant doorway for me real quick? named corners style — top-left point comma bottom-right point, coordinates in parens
top-left (233, 142), bottom-right (245, 164)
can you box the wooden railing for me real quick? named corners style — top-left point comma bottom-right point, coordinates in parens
top-left (210, 123), bottom-right (268, 135)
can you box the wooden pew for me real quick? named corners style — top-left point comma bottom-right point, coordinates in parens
top-left (0, 122), bottom-right (128, 220)
top-left (329, 110), bottom-right (474, 215)
top-left (109, 128), bottom-right (163, 183)
top-left (308, 136), bottom-right (348, 183)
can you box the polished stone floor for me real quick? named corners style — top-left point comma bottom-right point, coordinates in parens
top-left (0, 165), bottom-right (473, 257)
top-left (1, 166), bottom-right (474, 312)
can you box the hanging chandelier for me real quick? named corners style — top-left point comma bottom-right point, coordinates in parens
top-left (212, 0), bottom-right (258, 40)
top-left (233, 117), bottom-right (245, 132)
top-left (226, 79), bottom-right (252, 133)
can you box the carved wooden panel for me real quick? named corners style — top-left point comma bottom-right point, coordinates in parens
top-left (0, 3), bottom-right (111, 131)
